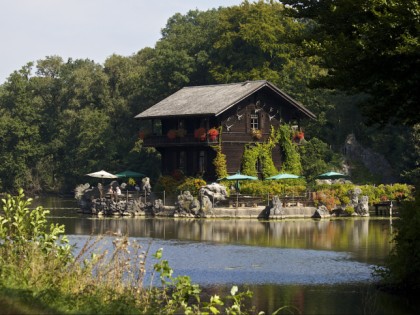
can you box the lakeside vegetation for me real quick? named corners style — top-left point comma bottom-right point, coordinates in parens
top-left (0, 190), bottom-right (272, 314)
top-left (0, 0), bottom-right (419, 311)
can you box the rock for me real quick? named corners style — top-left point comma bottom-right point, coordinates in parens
top-left (344, 134), bottom-right (397, 183)
top-left (141, 177), bottom-right (152, 195)
top-left (153, 199), bottom-right (165, 214)
top-left (313, 205), bottom-right (331, 218)
top-left (269, 195), bottom-right (283, 216)
top-left (355, 195), bottom-right (370, 216)
top-left (199, 195), bottom-right (213, 216)
top-left (199, 182), bottom-right (227, 202)
top-left (175, 191), bottom-right (195, 214)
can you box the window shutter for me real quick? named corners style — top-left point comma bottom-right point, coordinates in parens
top-left (259, 112), bottom-right (264, 131)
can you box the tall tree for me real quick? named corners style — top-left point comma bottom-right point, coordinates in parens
top-left (283, 0), bottom-right (420, 126)
top-left (0, 64), bottom-right (44, 191)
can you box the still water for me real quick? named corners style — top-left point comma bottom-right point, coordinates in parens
top-left (37, 197), bottom-right (417, 314)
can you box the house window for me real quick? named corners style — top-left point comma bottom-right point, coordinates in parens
top-left (198, 151), bottom-right (206, 173)
top-left (250, 114), bottom-right (259, 129)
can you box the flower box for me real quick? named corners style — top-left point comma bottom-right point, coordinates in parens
top-left (208, 128), bottom-right (219, 141)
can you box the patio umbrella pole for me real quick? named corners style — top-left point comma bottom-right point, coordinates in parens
top-left (236, 191), bottom-right (239, 209)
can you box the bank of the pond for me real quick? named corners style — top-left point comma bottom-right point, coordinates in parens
top-left (159, 205), bottom-right (322, 219)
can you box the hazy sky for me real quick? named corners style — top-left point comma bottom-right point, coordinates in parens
top-left (0, 0), bottom-right (243, 84)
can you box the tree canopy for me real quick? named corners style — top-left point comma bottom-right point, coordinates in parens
top-left (283, 0), bottom-right (420, 126)
top-left (0, 0), bottom-right (418, 192)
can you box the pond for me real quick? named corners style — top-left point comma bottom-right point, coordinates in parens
top-left (36, 196), bottom-right (417, 315)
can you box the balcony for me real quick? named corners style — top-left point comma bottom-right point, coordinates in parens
top-left (142, 132), bottom-right (274, 147)
top-left (142, 134), bottom-right (219, 147)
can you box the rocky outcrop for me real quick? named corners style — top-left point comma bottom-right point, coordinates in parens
top-left (344, 134), bottom-right (397, 183)
top-left (75, 181), bottom-right (152, 216)
top-left (174, 183), bottom-right (228, 218)
top-left (355, 195), bottom-right (369, 216)
top-left (268, 195), bottom-right (284, 216)
top-left (313, 206), bottom-right (331, 218)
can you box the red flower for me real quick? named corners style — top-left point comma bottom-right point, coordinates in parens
top-left (208, 128), bottom-right (219, 137)
top-left (194, 127), bottom-right (206, 140)
top-left (167, 129), bottom-right (177, 140)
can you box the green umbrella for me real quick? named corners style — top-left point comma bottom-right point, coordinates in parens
top-left (265, 173), bottom-right (301, 180)
top-left (115, 170), bottom-right (145, 178)
top-left (218, 172), bottom-right (258, 208)
top-left (265, 173), bottom-right (302, 197)
top-left (316, 171), bottom-right (348, 180)
top-left (218, 172), bottom-right (258, 191)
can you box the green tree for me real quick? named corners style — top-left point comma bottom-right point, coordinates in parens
top-left (283, 0), bottom-right (420, 126)
top-left (299, 137), bottom-right (342, 181)
top-left (0, 64), bottom-right (44, 192)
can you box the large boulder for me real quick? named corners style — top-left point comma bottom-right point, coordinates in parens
top-left (269, 195), bottom-right (284, 216)
top-left (199, 183), bottom-right (227, 202)
top-left (175, 191), bottom-right (195, 214)
top-left (313, 205), bottom-right (331, 218)
top-left (355, 195), bottom-right (370, 216)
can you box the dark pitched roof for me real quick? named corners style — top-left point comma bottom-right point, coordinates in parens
top-left (135, 80), bottom-right (316, 120)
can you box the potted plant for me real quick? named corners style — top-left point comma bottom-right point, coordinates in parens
top-left (293, 130), bottom-right (304, 143)
top-left (176, 128), bottom-right (187, 138)
top-left (194, 127), bottom-right (207, 141)
top-left (167, 129), bottom-right (177, 140)
top-left (297, 131), bottom-right (304, 140)
top-left (251, 128), bottom-right (262, 140)
top-left (208, 128), bottom-right (219, 141)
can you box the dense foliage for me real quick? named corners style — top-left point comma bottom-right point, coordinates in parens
top-left (283, 0), bottom-right (420, 126)
top-left (377, 189), bottom-right (420, 293)
top-left (1, 0), bottom-right (418, 193)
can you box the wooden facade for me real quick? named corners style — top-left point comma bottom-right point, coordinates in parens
top-left (135, 81), bottom-right (315, 181)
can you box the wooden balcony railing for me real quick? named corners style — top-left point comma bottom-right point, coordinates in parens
top-left (143, 134), bottom-right (219, 147)
top-left (142, 132), bottom-right (275, 147)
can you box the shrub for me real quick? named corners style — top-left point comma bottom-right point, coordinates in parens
top-left (344, 206), bottom-right (355, 215)
top-left (0, 188), bottom-right (71, 259)
top-left (313, 189), bottom-right (339, 210)
top-left (177, 177), bottom-right (207, 195)
top-left (155, 175), bottom-right (181, 195)
top-left (212, 145), bottom-right (228, 179)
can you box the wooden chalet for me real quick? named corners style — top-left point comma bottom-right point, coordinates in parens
top-left (135, 80), bottom-right (315, 181)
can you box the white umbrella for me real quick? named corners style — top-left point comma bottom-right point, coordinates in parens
top-left (86, 170), bottom-right (118, 179)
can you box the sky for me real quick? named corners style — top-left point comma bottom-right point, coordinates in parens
top-left (0, 0), bottom-right (243, 84)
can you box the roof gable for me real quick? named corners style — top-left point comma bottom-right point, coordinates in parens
top-left (135, 80), bottom-right (315, 120)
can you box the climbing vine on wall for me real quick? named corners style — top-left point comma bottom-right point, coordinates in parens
top-left (278, 124), bottom-right (303, 175)
top-left (242, 144), bottom-right (260, 177)
top-left (241, 127), bottom-right (279, 178)
top-left (240, 125), bottom-right (302, 177)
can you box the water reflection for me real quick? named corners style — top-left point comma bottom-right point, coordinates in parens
top-left (39, 197), bottom-right (417, 315)
top-left (51, 215), bottom-right (392, 265)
